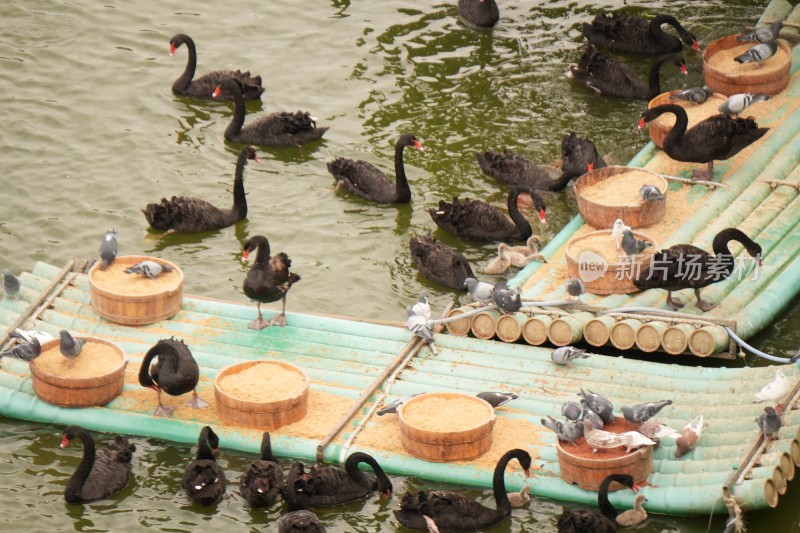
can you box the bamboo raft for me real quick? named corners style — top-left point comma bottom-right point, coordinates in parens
top-left (1, 260), bottom-right (799, 517)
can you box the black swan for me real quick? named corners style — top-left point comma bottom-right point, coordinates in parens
top-left (476, 150), bottom-right (572, 192)
top-left (169, 33), bottom-right (263, 101)
top-left (393, 448), bottom-right (531, 531)
top-left (142, 146), bottom-right (258, 233)
top-left (429, 187), bottom-right (546, 242)
top-left (557, 473), bottom-right (637, 532)
top-left (239, 432), bottom-right (284, 508)
top-left (560, 132), bottom-right (607, 180)
top-left (213, 77), bottom-right (328, 147)
top-left (327, 133), bottom-right (424, 204)
top-left (633, 227), bottom-right (762, 312)
top-left (569, 45), bottom-right (687, 100)
top-left (242, 235), bottom-right (301, 329)
top-left (582, 13), bottom-right (699, 55)
top-left (458, 0), bottom-right (499, 28)
top-left (639, 104), bottom-right (769, 180)
top-left (138, 337), bottom-right (208, 418)
top-left (278, 510), bottom-right (327, 532)
top-left (60, 425), bottom-right (136, 504)
top-left (182, 426), bottom-right (226, 506)
top-left (409, 234), bottom-right (475, 290)
top-left (281, 452), bottom-right (393, 510)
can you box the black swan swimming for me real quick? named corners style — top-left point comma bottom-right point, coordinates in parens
top-left (60, 425), bottom-right (136, 504)
top-left (142, 146), bottom-right (258, 233)
top-left (633, 227), bottom-right (762, 312)
top-left (582, 13), bottom-right (699, 55)
top-left (327, 133), bottom-right (424, 204)
top-left (560, 132), bottom-right (607, 180)
top-left (278, 510), bottom-right (327, 532)
top-left (393, 448), bottom-right (531, 531)
top-left (569, 46), bottom-right (686, 100)
top-left (281, 452), bottom-right (393, 510)
top-left (213, 77), bottom-right (328, 147)
top-left (239, 432), bottom-right (284, 508)
top-left (429, 187), bottom-right (546, 242)
top-left (409, 234), bottom-right (475, 290)
top-left (182, 426), bottom-right (226, 506)
top-left (458, 0), bottom-right (499, 28)
top-left (639, 104), bottom-right (769, 180)
top-left (242, 235), bottom-right (301, 329)
top-left (138, 337), bottom-right (208, 418)
top-left (169, 33), bottom-right (263, 101)
top-left (557, 473), bottom-right (637, 532)
top-left (476, 150), bottom-right (572, 192)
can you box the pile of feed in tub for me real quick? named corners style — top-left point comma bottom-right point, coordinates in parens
top-left (91, 259), bottom-right (179, 296)
top-left (568, 231), bottom-right (655, 264)
top-left (648, 92), bottom-right (727, 130)
top-left (218, 362), bottom-right (306, 402)
top-left (33, 340), bottom-right (122, 378)
top-left (401, 395), bottom-right (491, 432)
top-left (706, 40), bottom-right (789, 76)
top-left (579, 170), bottom-right (666, 206)
top-left (561, 417), bottom-right (643, 459)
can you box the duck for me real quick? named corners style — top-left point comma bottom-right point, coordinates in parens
top-left (569, 46), bottom-right (687, 100)
top-left (242, 235), bottom-right (301, 329)
top-left (560, 132), bottom-right (607, 180)
top-left (633, 227), bottom-right (762, 311)
top-left (409, 234), bottom-right (475, 290)
top-left (138, 337), bottom-right (209, 418)
top-left (582, 13), bottom-right (699, 55)
top-left (278, 510), bottom-right (327, 532)
top-left (393, 449), bottom-right (531, 531)
top-left (429, 187), bottom-right (546, 242)
top-left (639, 104), bottom-right (769, 180)
top-left (616, 494), bottom-right (648, 527)
top-left (213, 77), bottom-right (328, 147)
top-left (457, 0), bottom-right (499, 28)
top-left (556, 473), bottom-right (637, 533)
top-left (169, 33), bottom-right (263, 101)
top-left (483, 243), bottom-right (512, 275)
top-left (327, 134), bottom-right (424, 204)
top-left (182, 426), bottom-right (226, 506)
top-left (281, 452), bottom-right (392, 510)
top-left (60, 425), bottom-right (136, 504)
top-left (239, 432), bottom-right (284, 508)
top-left (475, 150), bottom-right (573, 192)
top-left (142, 146), bottom-right (258, 233)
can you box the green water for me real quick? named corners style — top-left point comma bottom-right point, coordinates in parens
top-left (2, 0), bottom-right (799, 530)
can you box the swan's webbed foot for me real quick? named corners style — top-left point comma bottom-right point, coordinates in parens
top-left (666, 293), bottom-right (685, 310)
top-left (154, 404), bottom-right (175, 418)
top-left (248, 317), bottom-right (271, 330)
top-left (187, 390), bottom-right (209, 409)
top-left (691, 161), bottom-right (715, 182)
top-left (268, 313), bottom-right (287, 327)
top-left (695, 289), bottom-right (717, 312)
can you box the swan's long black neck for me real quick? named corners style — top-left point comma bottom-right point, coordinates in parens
top-left (250, 236), bottom-right (271, 269)
top-left (345, 452), bottom-right (391, 492)
top-left (649, 15), bottom-right (680, 43)
top-left (260, 433), bottom-right (275, 462)
top-left (597, 474), bottom-right (627, 519)
top-left (507, 189), bottom-right (533, 240)
top-left (653, 104), bottom-right (689, 147)
top-left (65, 429), bottom-right (96, 503)
top-left (232, 150), bottom-right (249, 218)
top-left (647, 55), bottom-right (674, 99)
top-left (394, 140), bottom-right (412, 203)
top-left (711, 228), bottom-right (762, 277)
top-left (197, 427), bottom-right (217, 461)
top-left (223, 79), bottom-right (246, 138)
top-left (138, 343), bottom-right (162, 388)
top-left (172, 36), bottom-right (197, 92)
top-left (283, 462), bottom-right (305, 511)
top-left (491, 449), bottom-right (528, 517)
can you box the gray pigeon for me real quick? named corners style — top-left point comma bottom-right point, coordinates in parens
top-left (756, 406), bottom-right (782, 440)
top-left (718, 93), bottom-right (770, 118)
top-left (581, 403), bottom-right (605, 430)
top-left (738, 20), bottom-right (782, 43)
top-left (406, 305), bottom-right (437, 353)
top-left (3, 270), bottom-right (20, 299)
top-left (99, 229), bottom-right (118, 270)
top-left (124, 260), bottom-right (174, 279)
top-left (0, 338), bottom-right (41, 361)
top-left (477, 391), bottom-right (518, 408)
top-left (734, 40), bottom-right (778, 64)
top-left (621, 229), bottom-right (652, 256)
top-left (541, 415), bottom-right (584, 444)
top-left (639, 184), bottom-right (665, 202)
top-left (561, 401), bottom-right (582, 421)
top-left (551, 346), bottom-right (590, 368)
top-left (377, 393), bottom-right (422, 416)
top-left (669, 87), bottom-right (713, 104)
top-left (579, 388), bottom-right (615, 424)
top-left (565, 278), bottom-right (585, 302)
top-left (492, 281), bottom-right (521, 314)
top-left (463, 277), bottom-right (494, 305)
top-left (621, 399), bottom-right (673, 424)
top-left (59, 330), bottom-right (85, 359)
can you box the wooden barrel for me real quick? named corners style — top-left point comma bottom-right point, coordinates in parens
top-left (574, 166), bottom-right (667, 229)
top-left (548, 315), bottom-right (583, 346)
top-left (688, 326), bottom-right (730, 357)
top-left (703, 35), bottom-right (791, 96)
top-left (88, 255), bottom-right (183, 326)
top-left (29, 337), bottom-right (127, 407)
top-left (398, 392), bottom-right (495, 462)
top-left (790, 438), bottom-right (800, 467)
top-left (471, 310), bottom-right (499, 340)
top-left (584, 316), bottom-right (615, 347)
top-left (522, 315), bottom-right (551, 345)
top-left (772, 465), bottom-right (787, 496)
top-left (556, 438), bottom-right (653, 491)
top-left (661, 323), bottom-right (693, 355)
top-left (778, 451), bottom-right (795, 483)
top-left (496, 313), bottom-right (525, 343)
top-left (610, 319), bottom-right (642, 350)
top-left (445, 307), bottom-right (471, 336)
top-left (763, 478), bottom-right (779, 508)
top-left (635, 321), bottom-right (668, 353)
top-left (215, 360), bottom-right (309, 430)
top-left (646, 90), bottom-right (728, 149)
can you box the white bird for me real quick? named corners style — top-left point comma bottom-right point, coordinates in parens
top-left (583, 419), bottom-right (633, 453)
top-left (463, 277), bottom-right (494, 305)
top-left (406, 306), bottom-right (437, 354)
top-left (675, 415), bottom-right (705, 458)
top-left (10, 328), bottom-right (54, 344)
top-left (611, 218), bottom-right (631, 251)
top-left (98, 229), bottom-right (118, 270)
top-left (637, 418), bottom-right (682, 440)
top-left (618, 431), bottom-right (656, 453)
top-left (551, 346), bottom-right (590, 368)
top-left (411, 292), bottom-right (432, 321)
top-left (755, 369), bottom-right (790, 403)
top-left (718, 93), bottom-right (770, 118)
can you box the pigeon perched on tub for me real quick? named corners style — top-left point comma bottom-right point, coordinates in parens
top-left (738, 20), bottom-right (782, 44)
top-left (59, 330), bottom-right (85, 360)
top-left (611, 219), bottom-right (631, 251)
top-left (734, 40), bottom-right (778, 64)
top-left (621, 229), bottom-right (652, 256)
top-left (561, 401), bottom-right (582, 421)
top-left (578, 389), bottom-right (615, 424)
top-left (718, 93), bottom-right (770, 118)
top-left (639, 184), bottom-right (665, 202)
top-left (621, 399), bottom-right (673, 424)
top-left (669, 87), bottom-right (713, 104)
top-left (99, 229), bottom-right (118, 270)
top-left (542, 415), bottom-right (583, 444)
top-left (124, 260), bottom-right (174, 279)
top-left (477, 391), bottom-right (518, 408)
top-left (377, 394), bottom-right (422, 416)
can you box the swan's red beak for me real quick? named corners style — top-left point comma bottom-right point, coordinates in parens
top-left (253, 155), bottom-right (260, 163)
top-left (632, 482), bottom-right (641, 493)
top-left (212, 86), bottom-right (222, 98)
top-left (524, 468), bottom-right (532, 478)
top-left (587, 162), bottom-right (594, 173)
top-left (60, 434), bottom-right (70, 448)
top-left (414, 140), bottom-right (424, 152)
top-left (169, 43), bottom-right (176, 56)
top-left (680, 64), bottom-right (688, 75)
top-left (756, 255), bottom-right (763, 267)
top-left (242, 249), bottom-right (251, 263)
top-left (539, 209), bottom-right (547, 225)
top-left (692, 40), bottom-right (700, 52)
top-left (638, 117), bottom-right (647, 130)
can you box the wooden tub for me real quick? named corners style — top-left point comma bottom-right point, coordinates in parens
top-left (703, 35), bottom-right (791, 96)
top-left (574, 166), bottom-right (667, 229)
top-left (646, 90), bottom-right (728, 149)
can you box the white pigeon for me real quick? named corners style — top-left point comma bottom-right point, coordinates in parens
top-left (675, 414), bottom-right (705, 458)
top-left (406, 306), bottom-right (437, 354)
top-left (755, 369), bottom-right (790, 403)
top-left (463, 277), bottom-right (495, 305)
top-left (618, 431), bottom-right (657, 453)
top-left (10, 328), bottom-right (55, 344)
top-left (411, 292), bottom-right (432, 321)
top-left (611, 218), bottom-right (631, 251)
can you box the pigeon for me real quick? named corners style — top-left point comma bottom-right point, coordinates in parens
top-left (542, 415), bottom-right (584, 444)
top-left (734, 40), bottom-right (778, 64)
top-left (3, 270), bottom-right (20, 299)
top-left (507, 484), bottom-right (531, 508)
top-left (618, 431), bottom-right (657, 453)
top-left (0, 338), bottom-right (41, 361)
top-left (621, 229), bottom-right (652, 256)
top-left (561, 401), bottom-right (582, 421)
top-left (756, 406), bottom-right (782, 440)
top-left (492, 281), bottom-right (522, 314)
top-left (755, 369), bottom-right (790, 403)
top-left (551, 346), bottom-right (590, 368)
top-left (675, 415), bottom-right (705, 458)
top-left (581, 403), bottom-right (605, 430)
top-left (98, 229), bottom-right (118, 270)
top-left (463, 277), bottom-right (494, 305)
top-left (124, 260), bottom-right (174, 279)
top-left (621, 399), bottom-right (673, 424)
top-left (583, 419), bottom-right (633, 453)
top-left (565, 278), bottom-right (585, 302)
top-left (738, 20), bottom-right (783, 43)
top-left (578, 388), bottom-right (615, 424)
top-left (718, 93), bottom-right (770, 118)
top-left (611, 219), bottom-right (631, 251)
top-left (411, 292), bottom-right (432, 321)
top-left (639, 184), bottom-right (665, 202)
top-left (477, 391), bottom-right (518, 408)
top-left (669, 87), bottom-right (713, 105)
top-left (10, 328), bottom-right (54, 344)
top-left (406, 306), bottom-right (437, 353)
top-left (377, 393), bottom-right (422, 416)
top-left (59, 330), bottom-right (85, 359)
top-left (637, 418), bottom-right (682, 441)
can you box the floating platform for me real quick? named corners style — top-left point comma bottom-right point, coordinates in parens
top-left (1, 260), bottom-right (799, 517)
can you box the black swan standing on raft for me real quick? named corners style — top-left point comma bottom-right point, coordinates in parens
top-left (142, 146), bottom-right (259, 233)
top-left (393, 448), bottom-right (532, 531)
top-left (242, 235), bottom-right (301, 329)
top-left (582, 13), bottom-right (699, 55)
top-left (138, 337), bottom-right (209, 418)
top-left (169, 33), bottom-right (264, 101)
top-left (60, 425), bottom-right (136, 504)
top-left (182, 426), bottom-right (226, 506)
top-left (429, 187), bottom-right (546, 242)
top-left (639, 104), bottom-right (769, 181)
top-left (213, 77), bottom-right (328, 147)
top-left (568, 46), bottom-right (687, 100)
top-left (557, 473), bottom-right (638, 532)
top-left (239, 432), bottom-right (284, 508)
top-left (409, 234), bottom-right (475, 290)
top-left (327, 133), bottom-right (424, 204)
top-left (458, 0), bottom-right (499, 28)
top-left (281, 452), bottom-right (393, 510)
top-left (633, 227), bottom-right (763, 312)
